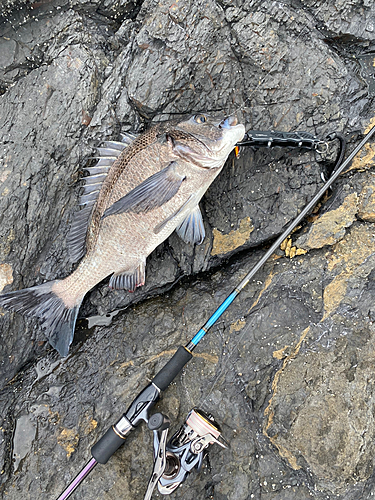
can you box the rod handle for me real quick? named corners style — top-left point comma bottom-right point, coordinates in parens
top-left (152, 346), bottom-right (193, 391)
top-left (91, 427), bottom-right (125, 464)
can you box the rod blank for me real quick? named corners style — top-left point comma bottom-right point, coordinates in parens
top-left (56, 458), bottom-right (97, 500)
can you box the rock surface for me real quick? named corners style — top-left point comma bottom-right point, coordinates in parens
top-left (1, 1), bottom-right (375, 499)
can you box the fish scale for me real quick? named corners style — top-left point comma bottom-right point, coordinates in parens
top-left (0, 114), bottom-right (245, 356)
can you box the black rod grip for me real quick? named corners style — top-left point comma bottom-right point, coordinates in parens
top-left (152, 346), bottom-right (193, 391)
top-left (91, 427), bottom-right (125, 464)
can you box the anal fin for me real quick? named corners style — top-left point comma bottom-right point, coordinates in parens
top-left (109, 261), bottom-right (146, 292)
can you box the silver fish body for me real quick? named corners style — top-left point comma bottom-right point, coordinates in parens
top-left (0, 114), bottom-right (245, 355)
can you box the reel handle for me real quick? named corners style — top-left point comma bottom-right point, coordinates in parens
top-left (148, 413), bottom-right (171, 432)
top-left (144, 413), bottom-right (171, 500)
top-left (144, 409), bottom-right (228, 498)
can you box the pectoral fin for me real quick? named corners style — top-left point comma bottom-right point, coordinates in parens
top-left (102, 161), bottom-right (185, 219)
top-left (175, 205), bottom-right (205, 244)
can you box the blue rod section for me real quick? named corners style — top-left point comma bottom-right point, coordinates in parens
top-left (190, 290), bottom-right (239, 346)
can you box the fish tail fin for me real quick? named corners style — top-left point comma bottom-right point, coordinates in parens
top-left (0, 280), bottom-right (82, 357)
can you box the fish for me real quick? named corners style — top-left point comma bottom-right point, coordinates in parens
top-left (0, 114), bottom-right (245, 356)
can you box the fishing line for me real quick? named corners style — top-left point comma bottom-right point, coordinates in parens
top-left (154, 2), bottom-right (326, 123)
top-left (196, 1), bottom-right (346, 408)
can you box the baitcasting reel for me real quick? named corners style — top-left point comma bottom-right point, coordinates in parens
top-left (144, 409), bottom-right (228, 499)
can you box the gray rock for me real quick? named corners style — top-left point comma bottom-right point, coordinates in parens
top-left (1, 0), bottom-right (375, 499)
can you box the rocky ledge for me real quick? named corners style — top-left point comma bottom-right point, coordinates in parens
top-left (1, 1), bottom-right (375, 499)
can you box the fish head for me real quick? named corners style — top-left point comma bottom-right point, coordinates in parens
top-left (170, 114), bottom-right (245, 169)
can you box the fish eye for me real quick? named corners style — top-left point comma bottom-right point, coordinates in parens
top-left (194, 114), bottom-right (207, 124)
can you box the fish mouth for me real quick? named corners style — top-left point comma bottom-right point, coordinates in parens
top-left (188, 115), bottom-right (240, 146)
top-left (218, 116), bottom-right (238, 129)
top-left (174, 114), bottom-right (243, 157)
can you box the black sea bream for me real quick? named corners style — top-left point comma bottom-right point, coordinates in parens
top-left (0, 114), bottom-right (245, 356)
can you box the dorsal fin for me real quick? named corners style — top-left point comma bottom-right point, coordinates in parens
top-left (120, 132), bottom-right (138, 144)
top-left (67, 133), bottom-right (137, 263)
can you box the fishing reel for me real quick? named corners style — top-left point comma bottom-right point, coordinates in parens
top-left (144, 408), bottom-right (228, 499)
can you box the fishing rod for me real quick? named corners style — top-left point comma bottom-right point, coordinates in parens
top-left (56, 124), bottom-right (375, 500)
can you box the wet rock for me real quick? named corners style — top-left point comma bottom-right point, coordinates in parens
top-left (265, 224), bottom-right (375, 494)
top-left (12, 413), bottom-right (36, 472)
top-left (1, 0), bottom-right (375, 499)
